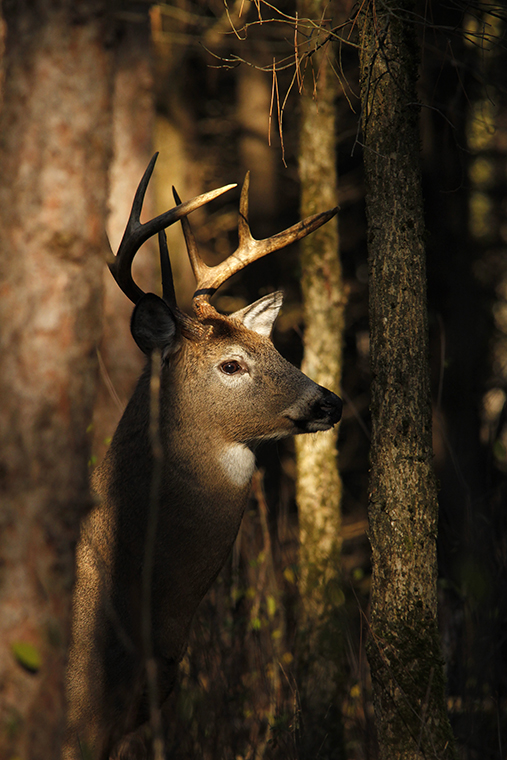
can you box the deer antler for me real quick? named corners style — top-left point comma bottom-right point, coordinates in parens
top-left (173, 173), bottom-right (338, 309)
top-left (109, 153), bottom-right (236, 304)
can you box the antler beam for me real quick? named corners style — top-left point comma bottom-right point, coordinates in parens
top-left (173, 173), bottom-right (339, 307)
top-left (109, 153), bottom-right (236, 304)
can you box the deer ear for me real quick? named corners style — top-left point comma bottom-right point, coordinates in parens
top-left (131, 293), bottom-right (177, 355)
top-left (230, 291), bottom-right (283, 338)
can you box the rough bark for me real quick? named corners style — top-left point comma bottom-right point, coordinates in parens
top-left (0, 2), bottom-right (113, 758)
top-left (357, 2), bottom-right (456, 758)
top-left (295, 2), bottom-right (346, 756)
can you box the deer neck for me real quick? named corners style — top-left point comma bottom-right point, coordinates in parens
top-left (98, 366), bottom-right (256, 510)
top-left (160, 391), bottom-right (255, 499)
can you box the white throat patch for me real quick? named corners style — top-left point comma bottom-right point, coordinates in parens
top-left (219, 444), bottom-right (256, 488)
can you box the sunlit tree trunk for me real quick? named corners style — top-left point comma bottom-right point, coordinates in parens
top-left (0, 3), bottom-right (113, 758)
top-left (357, 2), bottom-right (456, 757)
top-left (295, 2), bottom-right (346, 756)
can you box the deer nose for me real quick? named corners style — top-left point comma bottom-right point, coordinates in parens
top-left (317, 388), bottom-right (343, 424)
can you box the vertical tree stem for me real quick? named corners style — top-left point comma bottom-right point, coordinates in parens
top-left (357, 2), bottom-right (456, 757)
top-left (295, 1), bottom-right (346, 755)
top-left (0, 3), bottom-right (113, 758)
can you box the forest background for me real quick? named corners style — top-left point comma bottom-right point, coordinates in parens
top-left (0, 1), bottom-right (506, 759)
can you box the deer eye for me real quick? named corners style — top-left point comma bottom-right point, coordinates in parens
top-left (220, 360), bottom-right (243, 375)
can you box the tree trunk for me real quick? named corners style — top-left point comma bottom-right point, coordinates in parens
top-left (295, 2), bottom-right (346, 756)
top-left (357, 2), bottom-right (456, 758)
top-left (92, 10), bottom-right (156, 466)
top-left (0, 3), bottom-right (113, 758)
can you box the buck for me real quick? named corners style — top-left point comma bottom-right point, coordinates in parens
top-left (64, 154), bottom-right (342, 760)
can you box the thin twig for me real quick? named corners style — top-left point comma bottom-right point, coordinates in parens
top-left (97, 348), bottom-right (124, 413)
top-left (142, 349), bottom-right (165, 760)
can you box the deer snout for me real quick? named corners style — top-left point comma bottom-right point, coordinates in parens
top-left (311, 387), bottom-right (343, 426)
top-left (285, 385), bottom-right (342, 433)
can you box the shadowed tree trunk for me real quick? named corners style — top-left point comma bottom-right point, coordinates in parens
top-left (92, 10), bottom-right (157, 465)
top-left (357, 2), bottom-right (456, 758)
top-left (0, 3), bottom-right (113, 758)
top-left (295, 2), bottom-right (346, 756)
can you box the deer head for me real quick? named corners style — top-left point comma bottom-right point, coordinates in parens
top-left (109, 153), bottom-right (341, 439)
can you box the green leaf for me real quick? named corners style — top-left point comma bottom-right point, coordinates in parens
top-left (493, 439), bottom-right (506, 462)
top-left (266, 594), bottom-right (277, 618)
top-left (11, 641), bottom-right (42, 673)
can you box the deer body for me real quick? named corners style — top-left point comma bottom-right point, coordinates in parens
top-left (64, 157), bottom-right (342, 759)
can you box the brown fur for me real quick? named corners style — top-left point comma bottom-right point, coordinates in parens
top-left (64, 290), bottom-right (342, 760)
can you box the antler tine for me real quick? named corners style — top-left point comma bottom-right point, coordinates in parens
top-left (158, 230), bottom-right (177, 309)
top-left (108, 154), bottom-right (157, 303)
top-left (179, 172), bottom-right (339, 306)
top-left (172, 186), bottom-right (210, 290)
top-left (237, 171), bottom-right (252, 247)
top-left (108, 153), bottom-right (236, 304)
